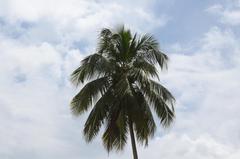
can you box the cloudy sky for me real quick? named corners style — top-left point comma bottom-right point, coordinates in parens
top-left (0, 0), bottom-right (240, 158)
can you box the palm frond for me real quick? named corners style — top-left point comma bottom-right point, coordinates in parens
top-left (71, 53), bottom-right (113, 85)
top-left (102, 107), bottom-right (128, 152)
top-left (132, 57), bottom-right (159, 79)
top-left (83, 89), bottom-right (115, 141)
top-left (128, 33), bottom-right (138, 58)
top-left (133, 71), bottom-right (175, 127)
top-left (113, 73), bottom-right (132, 98)
top-left (71, 77), bottom-right (110, 116)
top-left (130, 85), bottom-right (156, 145)
top-left (136, 34), bottom-right (168, 69)
top-left (149, 79), bottom-right (175, 108)
top-left (142, 87), bottom-right (175, 127)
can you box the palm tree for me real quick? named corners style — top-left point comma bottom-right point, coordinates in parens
top-left (70, 26), bottom-right (175, 159)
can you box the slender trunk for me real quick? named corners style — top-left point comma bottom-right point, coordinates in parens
top-left (129, 118), bottom-right (138, 159)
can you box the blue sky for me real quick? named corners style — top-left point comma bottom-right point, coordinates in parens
top-left (0, 0), bottom-right (240, 159)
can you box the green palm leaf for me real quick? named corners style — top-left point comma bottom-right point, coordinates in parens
top-left (71, 76), bottom-right (110, 115)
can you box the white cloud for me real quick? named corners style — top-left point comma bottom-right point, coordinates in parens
top-left (163, 26), bottom-right (240, 148)
top-left (0, 34), bottom-right (86, 159)
top-left (0, 0), bottom-right (168, 48)
top-left (138, 133), bottom-right (240, 159)
top-left (207, 1), bottom-right (240, 26)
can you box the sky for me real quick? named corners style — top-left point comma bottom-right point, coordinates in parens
top-left (0, 0), bottom-right (240, 158)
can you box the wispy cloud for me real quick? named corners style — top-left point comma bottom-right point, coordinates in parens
top-left (207, 0), bottom-right (240, 26)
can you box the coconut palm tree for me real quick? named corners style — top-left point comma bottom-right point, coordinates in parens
top-left (70, 26), bottom-right (175, 159)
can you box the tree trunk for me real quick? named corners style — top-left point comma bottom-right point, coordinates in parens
top-left (129, 119), bottom-right (138, 159)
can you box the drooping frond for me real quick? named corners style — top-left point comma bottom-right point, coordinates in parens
top-left (102, 105), bottom-right (128, 152)
top-left (140, 83), bottom-right (175, 127)
top-left (132, 70), bottom-right (175, 127)
top-left (71, 77), bottom-right (110, 116)
top-left (136, 34), bottom-right (169, 69)
top-left (130, 85), bottom-right (156, 145)
top-left (83, 89), bottom-right (115, 141)
top-left (71, 53), bottom-right (113, 85)
top-left (133, 57), bottom-right (159, 79)
top-left (148, 79), bottom-right (175, 108)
